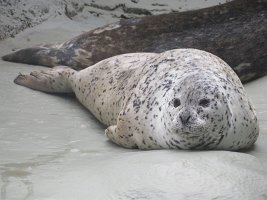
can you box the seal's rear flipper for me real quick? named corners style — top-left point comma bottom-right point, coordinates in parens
top-left (14, 67), bottom-right (76, 93)
top-left (2, 47), bottom-right (63, 67)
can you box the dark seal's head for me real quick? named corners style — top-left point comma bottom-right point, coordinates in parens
top-left (164, 73), bottom-right (231, 150)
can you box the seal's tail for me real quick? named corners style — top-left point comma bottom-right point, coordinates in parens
top-left (2, 46), bottom-right (62, 67)
top-left (14, 67), bottom-right (76, 93)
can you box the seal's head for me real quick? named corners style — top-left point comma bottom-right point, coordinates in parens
top-left (164, 72), bottom-right (231, 150)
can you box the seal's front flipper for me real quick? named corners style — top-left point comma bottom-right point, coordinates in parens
top-left (14, 67), bottom-right (76, 93)
top-left (105, 125), bottom-right (138, 149)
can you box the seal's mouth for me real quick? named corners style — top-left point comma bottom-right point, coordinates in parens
top-left (172, 122), bottom-right (207, 141)
top-left (175, 126), bottom-right (205, 138)
top-left (180, 132), bottom-right (200, 139)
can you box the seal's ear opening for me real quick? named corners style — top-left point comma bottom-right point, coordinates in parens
top-left (173, 98), bottom-right (181, 108)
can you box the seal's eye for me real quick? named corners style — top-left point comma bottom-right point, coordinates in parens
top-left (173, 98), bottom-right (181, 108)
top-left (199, 99), bottom-right (210, 107)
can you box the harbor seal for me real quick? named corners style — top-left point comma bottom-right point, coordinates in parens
top-left (2, 0), bottom-right (267, 83)
top-left (14, 49), bottom-right (259, 150)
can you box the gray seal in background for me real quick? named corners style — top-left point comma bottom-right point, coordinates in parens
top-left (2, 0), bottom-right (267, 83)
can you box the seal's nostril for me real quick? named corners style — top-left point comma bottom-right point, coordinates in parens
top-left (186, 115), bottom-right (191, 123)
top-left (180, 114), bottom-right (191, 124)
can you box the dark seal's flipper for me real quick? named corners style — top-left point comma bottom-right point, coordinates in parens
top-left (2, 45), bottom-right (90, 70)
top-left (2, 47), bottom-right (62, 68)
top-left (3, 0), bottom-right (267, 82)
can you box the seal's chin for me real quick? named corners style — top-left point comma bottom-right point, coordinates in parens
top-left (184, 134), bottom-right (201, 139)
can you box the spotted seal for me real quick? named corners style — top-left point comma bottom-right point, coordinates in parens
top-left (2, 0), bottom-right (267, 83)
top-left (14, 49), bottom-right (259, 150)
